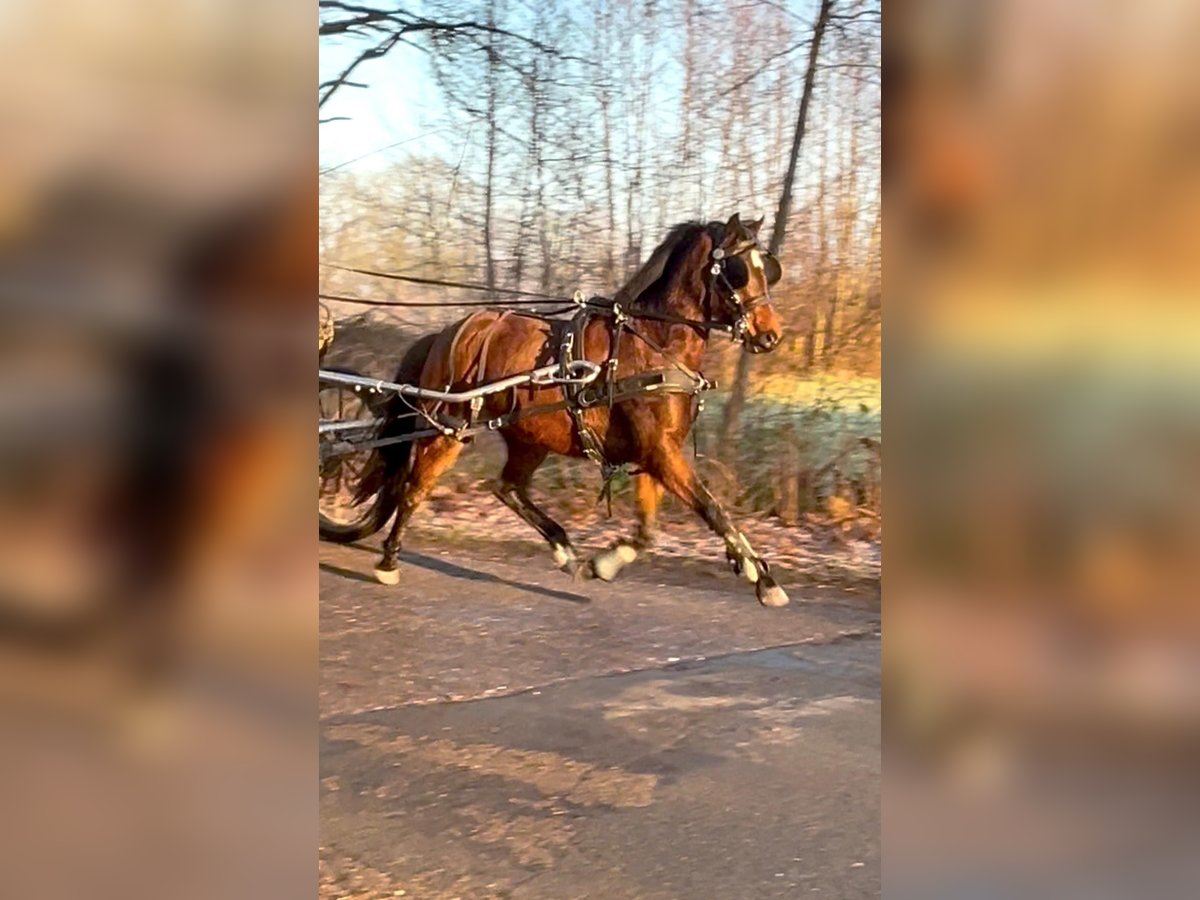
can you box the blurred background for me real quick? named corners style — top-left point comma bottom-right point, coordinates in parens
top-left (887, 0), bottom-right (1200, 897)
top-left (319, 0), bottom-right (882, 558)
top-left (0, 1), bottom-right (312, 897)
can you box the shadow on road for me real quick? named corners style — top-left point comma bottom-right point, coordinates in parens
top-left (319, 562), bottom-right (379, 585)
top-left (402, 551), bottom-right (591, 605)
top-left (321, 548), bottom-right (591, 605)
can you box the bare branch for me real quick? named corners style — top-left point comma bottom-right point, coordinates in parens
top-left (719, 39), bottom-right (810, 98)
top-left (319, 5), bottom-right (557, 110)
top-left (319, 30), bottom-right (404, 109)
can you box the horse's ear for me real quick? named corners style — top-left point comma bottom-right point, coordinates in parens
top-left (725, 212), bottom-right (743, 236)
top-left (748, 216), bottom-right (765, 235)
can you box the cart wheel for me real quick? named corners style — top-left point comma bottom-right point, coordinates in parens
top-left (319, 369), bottom-right (391, 541)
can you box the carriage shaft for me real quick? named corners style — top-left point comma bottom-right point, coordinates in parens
top-left (318, 359), bottom-right (600, 404)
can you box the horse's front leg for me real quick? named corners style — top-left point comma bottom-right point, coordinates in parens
top-left (588, 473), bottom-right (662, 581)
top-left (647, 448), bottom-right (790, 607)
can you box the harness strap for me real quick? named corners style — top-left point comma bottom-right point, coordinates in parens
top-left (473, 311), bottom-right (511, 381)
top-left (445, 310), bottom-right (485, 386)
top-left (620, 319), bottom-right (714, 392)
top-left (443, 309), bottom-right (517, 428)
top-left (558, 307), bottom-right (611, 471)
top-left (590, 301), bottom-right (733, 337)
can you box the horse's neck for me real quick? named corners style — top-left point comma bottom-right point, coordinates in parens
top-left (628, 263), bottom-right (709, 369)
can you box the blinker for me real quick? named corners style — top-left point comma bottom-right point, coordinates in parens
top-left (763, 252), bottom-right (782, 285)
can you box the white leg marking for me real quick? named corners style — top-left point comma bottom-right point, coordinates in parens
top-left (592, 543), bottom-right (637, 582)
top-left (374, 566), bottom-right (400, 586)
top-left (725, 532), bottom-right (761, 582)
top-left (552, 543), bottom-right (573, 569)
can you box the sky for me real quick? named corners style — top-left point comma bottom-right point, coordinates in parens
top-left (319, 36), bottom-right (457, 174)
top-left (317, 0), bottom-right (826, 178)
top-left (316, 0), bottom-right (878, 253)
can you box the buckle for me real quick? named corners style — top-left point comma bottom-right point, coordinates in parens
top-left (731, 316), bottom-right (748, 343)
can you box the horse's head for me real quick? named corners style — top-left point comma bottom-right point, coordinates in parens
top-left (709, 213), bottom-right (784, 353)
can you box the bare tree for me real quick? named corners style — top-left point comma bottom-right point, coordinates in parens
top-left (719, 0), bottom-right (835, 450)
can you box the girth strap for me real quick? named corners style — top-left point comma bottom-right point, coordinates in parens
top-left (558, 307), bottom-right (611, 469)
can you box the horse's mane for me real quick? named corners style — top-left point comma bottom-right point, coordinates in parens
top-left (613, 220), bottom-right (723, 308)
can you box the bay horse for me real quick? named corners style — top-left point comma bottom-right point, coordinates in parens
top-left (346, 213), bottom-right (790, 606)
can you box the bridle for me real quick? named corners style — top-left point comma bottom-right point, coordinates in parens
top-left (706, 238), bottom-right (778, 344)
top-left (618, 236), bottom-right (779, 346)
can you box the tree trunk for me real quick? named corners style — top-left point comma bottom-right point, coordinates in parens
top-left (597, 0), bottom-right (617, 290)
top-left (482, 0), bottom-right (498, 295)
top-left (531, 61), bottom-right (552, 294)
top-left (600, 90), bottom-right (617, 288)
top-left (718, 0), bottom-right (834, 451)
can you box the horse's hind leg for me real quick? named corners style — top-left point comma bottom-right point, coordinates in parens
top-left (374, 435), bottom-right (463, 584)
top-left (493, 439), bottom-right (581, 576)
top-left (588, 473), bottom-right (662, 582)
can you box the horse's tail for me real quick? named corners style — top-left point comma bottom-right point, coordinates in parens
top-left (319, 333), bottom-right (439, 544)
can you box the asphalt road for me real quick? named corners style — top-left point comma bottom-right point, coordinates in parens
top-left (320, 536), bottom-right (880, 899)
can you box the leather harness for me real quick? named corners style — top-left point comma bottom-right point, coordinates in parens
top-left (399, 237), bottom-right (772, 476)
top-left (404, 302), bottom-right (712, 482)
top-left (555, 302), bottom-right (713, 478)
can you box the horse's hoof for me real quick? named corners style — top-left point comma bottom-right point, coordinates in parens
top-left (590, 544), bottom-right (638, 583)
top-left (756, 579), bottom-right (790, 607)
top-left (551, 542), bottom-right (576, 571)
top-left (374, 566), bottom-right (400, 586)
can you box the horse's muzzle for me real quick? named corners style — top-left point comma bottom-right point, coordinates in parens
top-left (747, 330), bottom-right (782, 353)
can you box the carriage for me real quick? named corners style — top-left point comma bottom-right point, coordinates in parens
top-left (318, 343), bottom-right (603, 537)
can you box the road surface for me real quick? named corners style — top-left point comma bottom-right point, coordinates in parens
top-left (320, 534), bottom-right (880, 899)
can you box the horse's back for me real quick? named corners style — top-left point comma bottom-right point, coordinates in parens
top-left (423, 310), bottom-right (554, 389)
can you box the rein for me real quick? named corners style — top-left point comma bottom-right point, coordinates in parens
top-left (318, 242), bottom-right (771, 337)
top-left (321, 263), bottom-right (577, 304)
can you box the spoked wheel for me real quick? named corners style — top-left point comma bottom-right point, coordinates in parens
top-left (319, 369), bottom-right (392, 542)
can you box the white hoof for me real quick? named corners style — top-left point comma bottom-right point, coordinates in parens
top-left (591, 544), bottom-right (638, 582)
top-left (374, 566), bottom-right (400, 586)
top-left (551, 543), bottom-right (576, 571)
top-left (756, 582), bottom-right (790, 608)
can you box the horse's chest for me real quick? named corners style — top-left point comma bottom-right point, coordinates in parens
top-left (603, 394), bottom-right (694, 462)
